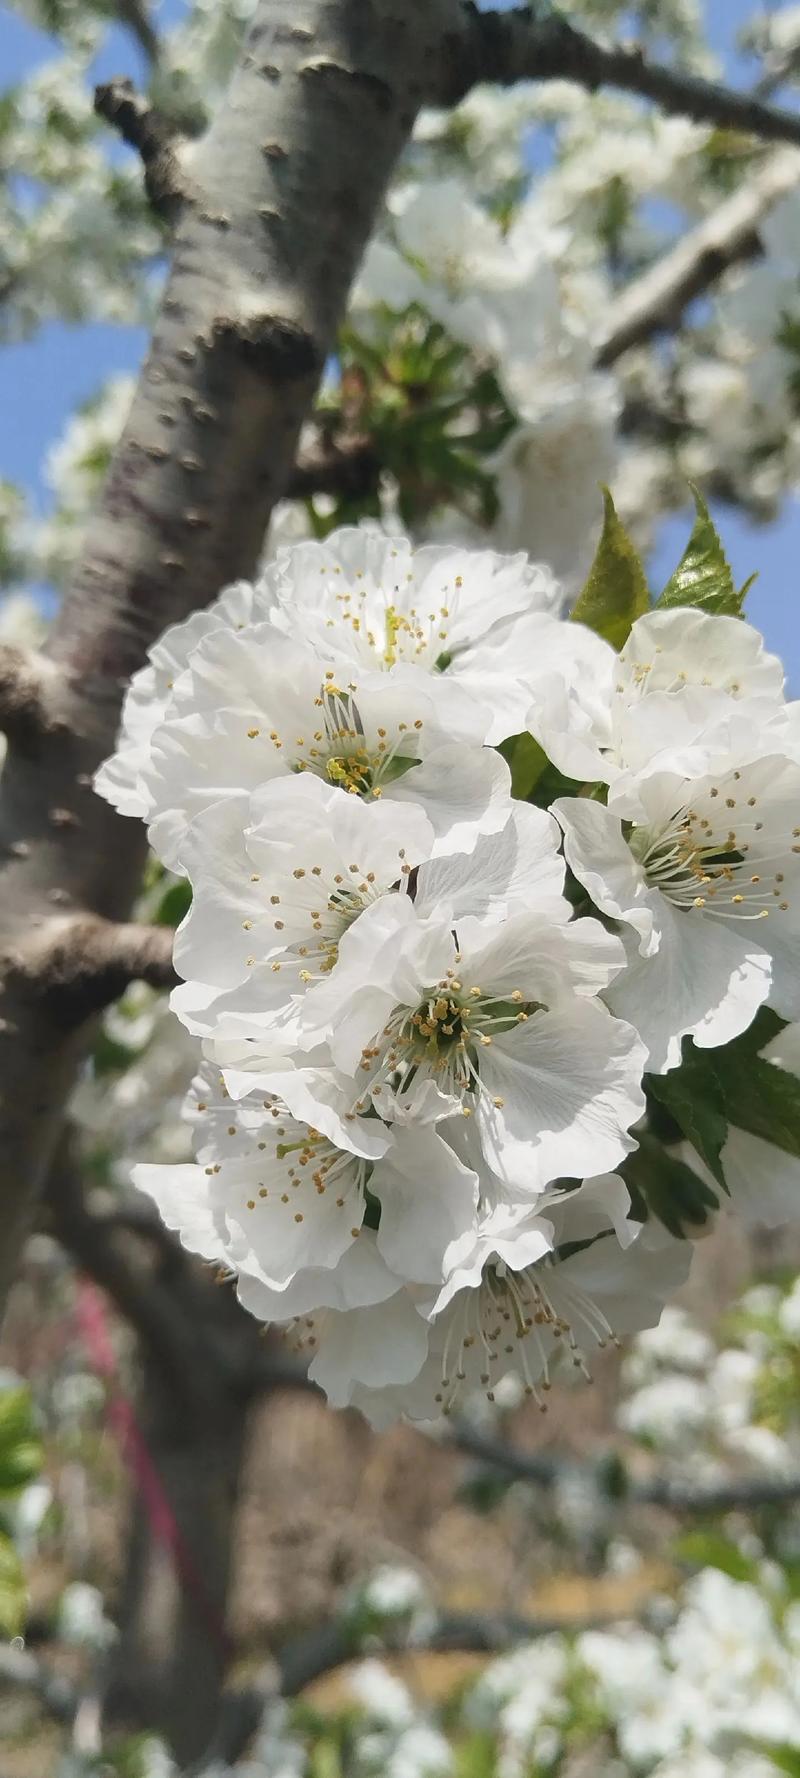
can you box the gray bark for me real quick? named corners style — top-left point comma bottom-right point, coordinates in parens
top-left (0, 0), bottom-right (461, 1315)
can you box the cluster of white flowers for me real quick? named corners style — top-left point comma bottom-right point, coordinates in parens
top-left (149, 1565), bottom-right (800, 1778)
top-left (93, 522), bottom-right (800, 1425)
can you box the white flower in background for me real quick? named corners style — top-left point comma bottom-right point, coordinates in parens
top-left (618, 1373), bottom-right (712, 1450)
top-left (578, 1625), bottom-right (681, 1764)
top-left (623, 1305), bottom-right (716, 1382)
top-left (354, 176), bottom-right (561, 368)
top-left (465, 1637), bottom-right (570, 1777)
top-left (779, 1270), bottom-right (800, 1340)
top-left (360, 1566), bottom-right (430, 1623)
top-left (297, 895), bottom-right (645, 1192)
top-left (531, 607), bottom-right (785, 788)
top-left (0, 590), bottom-right (47, 650)
top-left (666, 1568), bottom-right (800, 1748)
top-left (58, 1581), bottom-right (116, 1650)
top-left (492, 377), bottom-right (620, 589)
top-left (265, 528), bottom-right (564, 741)
top-left (556, 738), bottom-right (800, 1071)
top-left (134, 1061), bottom-right (479, 1293)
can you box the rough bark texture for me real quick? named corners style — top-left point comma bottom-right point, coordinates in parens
top-left (0, 0), bottom-right (461, 1315)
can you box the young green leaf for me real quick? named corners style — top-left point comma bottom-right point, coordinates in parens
top-left (657, 485), bottom-right (740, 615)
top-left (647, 1046), bottom-right (728, 1187)
top-left (570, 487), bottom-right (651, 649)
top-left (498, 731), bottom-right (547, 800)
top-left (0, 1532), bottom-right (26, 1639)
top-left (0, 1387), bottom-right (41, 1495)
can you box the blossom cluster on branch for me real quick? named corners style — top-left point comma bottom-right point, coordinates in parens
top-left (94, 502), bottom-right (800, 1424)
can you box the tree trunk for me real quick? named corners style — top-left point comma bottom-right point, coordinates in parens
top-left (103, 1350), bottom-right (250, 1766)
top-left (0, 0), bottom-right (463, 1315)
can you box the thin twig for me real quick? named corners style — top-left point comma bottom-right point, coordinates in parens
top-left (438, 7), bottom-right (800, 151)
top-left (448, 1423), bottom-right (800, 1515)
top-left (14, 916), bottom-right (178, 1029)
top-left (199, 1605), bottom-right (627, 1768)
top-left (115, 0), bottom-right (161, 70)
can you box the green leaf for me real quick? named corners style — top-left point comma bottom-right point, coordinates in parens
top-left (713, 1050), bottom-right (800, 1163)
top-left (570, 487), bottom-right (650, 649)
top-left (759, 1747), bottom-right (800, 1778)
top-left (0, 1531), bottom-right (26, 1638)
top-left (154, 879), bottom-right (193, 928)
top-left (647, 1046), bottom-right (728, 1187)
top-left (674, 1529), bottom-right (758, 1582)
top-left (657, 486), bottom-right (740, 615)
top-left (498, 732), bottom-right (547, 800)
top-left (0, 1388), bottom-right (41, 1495)
top-left (623, 1134), bottom-right (720, 1238)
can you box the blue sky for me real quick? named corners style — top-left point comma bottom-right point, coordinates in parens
top-left (0, 0), bottom-right (798, 680)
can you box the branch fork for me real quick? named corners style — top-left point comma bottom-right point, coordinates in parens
top-left (94, 77), bottom-right (188, 219)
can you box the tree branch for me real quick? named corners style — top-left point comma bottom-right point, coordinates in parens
top-left (114, 0), bottom-right (162, 70)
top-left (288, 431), bottom-right (381, 502)
top-left (7, 917), bottom-right (177, 1030)
top-left (200, 1604), bottom-right (625, 1768)
top-left (47, 1153), bottom-right (214, 1410)
top-left (448, 1423), bottom-right (800, 1516)
top-left (597, 146), bottom-right (800, 364)
top-left (438, 7), bottom-right (800, 150)
top-left (0, 645), bottom-right (63, 752)
top-left (94, 78), bottom-right (186, 220)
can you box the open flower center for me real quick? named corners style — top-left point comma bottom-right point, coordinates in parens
top-left (256, 854), bottom-right (409, 986)
top-left (307, 562), bottom-right (462, 670)
top-left (355, 965), bottom-right (542, 1115)
top-left (232, 1102), bottom-right (372, 1221)
top-left (434, 1253), bottom-right (617, 1415)
top-left (629, 777), bottom-right (795, 922)
top-left (290, 681), bottom-right (423, 800)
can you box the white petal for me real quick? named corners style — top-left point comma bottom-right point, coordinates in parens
top-left (372, 1129), bottom-right (479, 1284)
top-left (414, 802), bottom-right (567, 925)
top-left (606, 903), bottom-right (771, 1073)
top-left (132, 1163), bottom-right (228, 1263)
top-left (309, 1291), bottom-right (430, 1405)
top-left (476, 1000), bottom-right (647, 1190)
top-left (554, 797), bottom-right (660, 957)
top-left (390, 741), bottom-right (512, 855)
